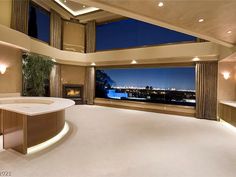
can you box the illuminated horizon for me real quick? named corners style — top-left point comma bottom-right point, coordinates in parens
top-left (99, 67), bottom-right (195, 90)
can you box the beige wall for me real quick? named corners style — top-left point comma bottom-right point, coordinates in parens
top-left (63, 21), bottom-right (85, 53)
top-left (218, 61), bottom-right (236, 101)
top-left (0, 0), bottom-right (12, 27)
top-left (61, 64), bottom-right (86, 85)
top-left (61, 64), bottom-right (86, 100)
top-left (0, 23), bottom-right (221, 66)
top-left (0, 44), bottom-right (22, 93)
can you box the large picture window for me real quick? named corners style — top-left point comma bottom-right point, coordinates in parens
top-left (96, 67), bottom-right (196, 106)
top-left (28, 2), bottom-right (50, 43)
top-left (96, 19), bottom-right (196, 51)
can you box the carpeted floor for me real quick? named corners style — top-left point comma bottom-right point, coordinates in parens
top-left (0, 105), bottom-right (236, 177)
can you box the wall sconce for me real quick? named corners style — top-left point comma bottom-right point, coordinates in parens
top-left (0, 65), bottom-right (7, 74)
top-left (222, 71), bottom-right (230, 80)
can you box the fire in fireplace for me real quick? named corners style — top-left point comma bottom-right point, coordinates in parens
top-left (63, 84), bottom-right (83, 104)
top-left (65, 88), bottom-right (80, 97)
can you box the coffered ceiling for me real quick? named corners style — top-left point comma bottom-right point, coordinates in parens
top-left (76, 0), bottom-right (236, 48)
top-left (56, 0), bottom-right (90, 12)
top-left (53, 0), bottom-right (123, 23)
top-left (33, 0), bottom-right (122, 23)
top-left (54, 0), bottom-right (99, 16)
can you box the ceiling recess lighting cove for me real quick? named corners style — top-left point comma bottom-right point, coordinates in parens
top-left (55, 0), bottom-right (99, 16)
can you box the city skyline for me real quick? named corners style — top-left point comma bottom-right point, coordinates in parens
top-left (102, 67), bottom-right (195, 90)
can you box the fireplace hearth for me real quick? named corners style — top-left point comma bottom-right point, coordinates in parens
top-left (62, 84), bottom-right (83, 104)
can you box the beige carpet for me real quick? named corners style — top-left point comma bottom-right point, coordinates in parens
top-left (0, 105), bottom-right (236, 177)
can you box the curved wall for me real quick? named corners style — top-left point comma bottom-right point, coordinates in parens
top-left (0, 24), bottom-right (220, 66)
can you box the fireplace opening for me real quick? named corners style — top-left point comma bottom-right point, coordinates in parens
top-left (63, 84), bottom-right (83, 104)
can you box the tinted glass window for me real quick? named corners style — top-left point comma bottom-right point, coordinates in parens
top-left (28, 3), bottom-right (50, 43)
top-left (96, 19), bottom-right (196, 51)
top-left (96, 67), bottom-right (196, 106)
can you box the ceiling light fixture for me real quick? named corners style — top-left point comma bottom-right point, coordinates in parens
top-left (55, 0), bottom-right (99, 16)
top-left (227, 30), bottom-right (232, 34)
top-left (131, 60), bottom-right (137, 64)
top-left (82, 5), bottom-right (86, 8)
top-left (158, 2), bottom-right (164, 7)
top-left (192, 56), bottom-right (200, 61)
top-left (198, 18), bottom-right (204, 23)
top-left (64, 0), bottom-right (66, 3)
top-left (91, 62), bottom-right (96, 66)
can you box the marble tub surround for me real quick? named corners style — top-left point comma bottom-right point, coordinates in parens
top-left (219, 100), bottom-right (236, 108)
top-left (218, 101), bottom-right (236, 127)
top-left (0, 97), bottom-right (75, 154)
top-left (0, 92), bottom-right (21, 97)
top-left (0, 97), bottom-right (75, 116)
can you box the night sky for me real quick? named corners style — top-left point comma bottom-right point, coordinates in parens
top-left (28, 3), bottom-right (50, 43)
top-left (103, 67), bottom-right (195, 90)
top-left (96, 19), bottom-right (196, 51)
top-left (35, 8), bottom-right (50, 43)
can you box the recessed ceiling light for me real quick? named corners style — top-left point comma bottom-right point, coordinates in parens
top-left (83, 5), bottom-right (86, 8)
top-left (64, 0), bottom-right (66, 3)
top-left (192, 56), bottom-right (200, 61)
top-left (51, 58), bottom-right (56, 62)
top-left (158, 2), bottom-right (164, 7)
top-left (198, 18), bottom-right (204, 23)
top-left (227, 30), bottom-right (232, 34)
top-left (131, 60), bottom-right (137, 64)
top-left (91, 62), bottom-right (96, 66)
